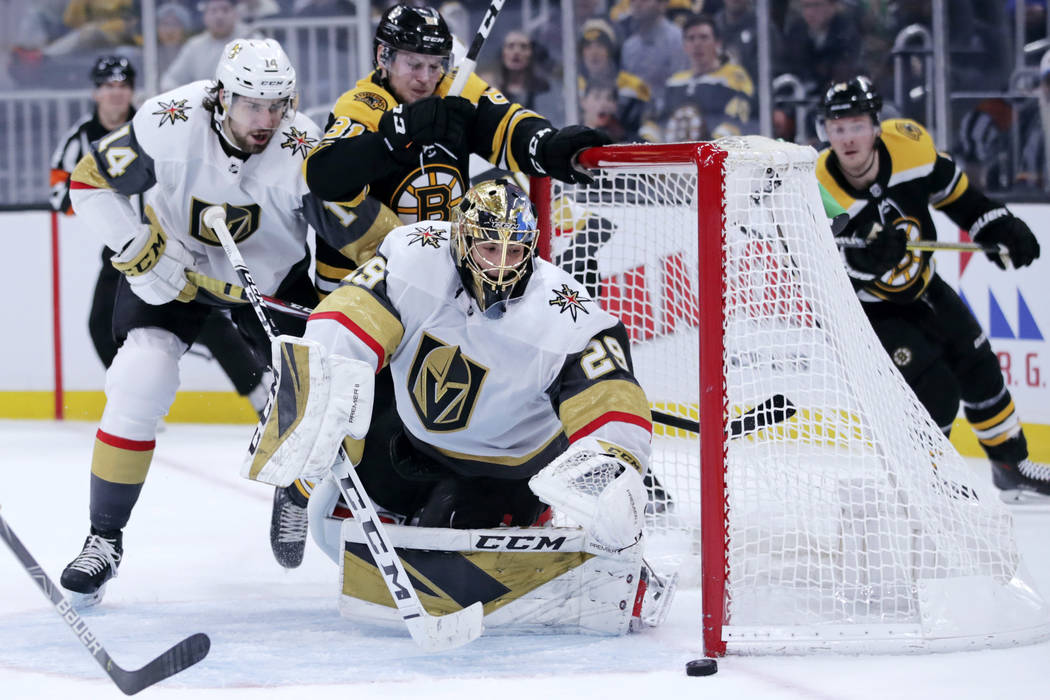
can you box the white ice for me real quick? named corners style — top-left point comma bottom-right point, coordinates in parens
top-left (0, 420), bottom-right (1047, 700)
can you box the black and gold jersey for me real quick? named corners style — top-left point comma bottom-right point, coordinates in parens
top-left (305, 70), bottom-right (553, 225)
top-left (645, 62), bottom-right (753, 143)
top-left (303, 70), bottom-right (558, 287)
top-left (817, 118), bottom-right (1003, 303)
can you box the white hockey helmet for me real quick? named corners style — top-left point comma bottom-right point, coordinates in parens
top-left (215, 38), bottom-right (297, 117)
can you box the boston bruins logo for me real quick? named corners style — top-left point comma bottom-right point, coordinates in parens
top-left (188, 198), bottom-right (261, 245)
top-left (894, 120), bottom-right (923, 141)
top-left (392, 164), bottom-right (465, 223)
top-left (407, 332), bottom-right (488, 432)
top-left (354, 91), bottom-right (389, 111)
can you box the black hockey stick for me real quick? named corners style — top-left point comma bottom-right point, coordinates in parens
top-left (651, 393), bottom-right (797, 438)
top-left (0, 510), bottom-right (209, 695)
top-left (203, 207), bottom-right (484, 651)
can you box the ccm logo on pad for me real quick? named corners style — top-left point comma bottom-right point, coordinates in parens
top-left (474, 535), bottom-right (567, 551)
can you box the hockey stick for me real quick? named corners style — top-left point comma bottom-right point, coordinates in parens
top-left (447, 0), bottom-right (507, 97)
top-left (186, 270), bottom-right (312, 320)
top-left (835, 238), bottom-right (1005, 254)
top-left (652, 393), bottom-right (797, 438)
top-left (201, 207), bottom-right (484, 651)
top-left (0, 509), bottom-right (209, 695)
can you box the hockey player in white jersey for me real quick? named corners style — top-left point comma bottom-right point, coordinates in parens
top-left (60, 38), bottom-right (399, 607)
top-left (244, 179), bottom-right (675, 635)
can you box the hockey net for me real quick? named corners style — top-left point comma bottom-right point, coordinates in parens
top-left (533, 137), bottom-right (1050, 655)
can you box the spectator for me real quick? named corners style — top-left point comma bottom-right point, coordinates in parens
top-left (890, 0), bottom-right (994, 95)
top-left (1006, 0), bottom-right (1047, 46)
top-left (780, 0), bottom-right (861, 95)
top-left (580, 80), bottom-right (635, 142)
top-left (238, 0), bottom-right (290, 22)
top-left (481, 30), bottom-right (562, 125)
top-left (530, 0), bottom-right (611, 75)
top-left (7, 0), bottom-right (69, 84)
top-left (291, 0), bottom-right (354, 15)
top-left (160, 0), bottom-right (256, 91)
top-left (578, 19), bottom-right (650, 143)
top-left (43, 0), bottom-right (142, 55)
top-left (642, 13), bottom-right (753, 143)
top-left (157, 3), bottom-right (194, 69)
top-left (620, 0), bottom-right (689, 112)
top-left (438, 1), bottom-right (470, 48)
top-left (714, 0), bottom-right (781, 84)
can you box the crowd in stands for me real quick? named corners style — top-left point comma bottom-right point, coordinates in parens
top-left (3, 1), bottom-right (1050, 194)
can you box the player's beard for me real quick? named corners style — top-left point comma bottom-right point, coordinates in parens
top-left (224, 119), bottom-right (275, 154)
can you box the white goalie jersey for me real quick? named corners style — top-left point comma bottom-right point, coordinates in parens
top-left (305, 221), bottom-right (654, 480)
top-left (69, 80), bottom-right (374, 295)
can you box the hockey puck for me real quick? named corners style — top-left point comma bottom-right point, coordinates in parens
top-left (685, 658), bottom-right (718, 676)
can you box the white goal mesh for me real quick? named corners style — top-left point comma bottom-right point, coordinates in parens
top-left (537, 137), bottom-right (1050, 654)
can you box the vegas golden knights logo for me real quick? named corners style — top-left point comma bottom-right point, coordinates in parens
top-left (189, 198), bottom-right (262, 245)
top-left (407, 332), bottom-right (488, 432)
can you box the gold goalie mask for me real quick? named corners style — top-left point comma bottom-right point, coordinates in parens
top-left (451, 178), bottom-right (539, 316)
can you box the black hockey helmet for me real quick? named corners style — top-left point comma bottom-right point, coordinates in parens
top-left (822, 76), bottom-right (881, 123)
top-left (451, 178), bottom-right (539, 316)
top-left (91, 55), bottom-right (136, 88)
top-left (374, 4), bottom-right (454, 68)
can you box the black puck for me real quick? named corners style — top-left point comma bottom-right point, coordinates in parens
top-left (685, 658), bottom-right (718, 676)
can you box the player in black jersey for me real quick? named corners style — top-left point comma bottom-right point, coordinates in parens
top-left (816, 76), bottom-right (1047, 501)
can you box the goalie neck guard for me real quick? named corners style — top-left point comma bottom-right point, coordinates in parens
top-left (451, 179), bottom-right (539, 317)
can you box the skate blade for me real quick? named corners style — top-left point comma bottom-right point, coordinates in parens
top-left (998, 488), bottom-right (1050, 506)
top-left (69, 584), bottom-right (106, 610)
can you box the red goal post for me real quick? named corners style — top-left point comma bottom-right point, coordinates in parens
top-left (531, 137), bottom-right (1050, 656)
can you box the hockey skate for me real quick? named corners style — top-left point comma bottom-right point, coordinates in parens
top-left (992, 459), bottom-right (1050, 503)
top-left (630, 561), bottom-right (678, 632)
top-left (60, 528), bottom-right (122, 608)
top-left (270, 484), bottom-right (309, 568)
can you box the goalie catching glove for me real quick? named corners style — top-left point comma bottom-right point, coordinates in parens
top-left (529, 436), bottom-right (646, 556)
top-left (110, 207), bottom-right (198, 305)
top-left (243, 336), bottom-right (374, 487)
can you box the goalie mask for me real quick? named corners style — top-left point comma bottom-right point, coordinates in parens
top-left (213, 38), bottom-right (298, 151)
top-left (452, 179), bottom-right (539, 316)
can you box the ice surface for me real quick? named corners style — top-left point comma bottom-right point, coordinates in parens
top-left (1, 420), bottom-right (1047, 699)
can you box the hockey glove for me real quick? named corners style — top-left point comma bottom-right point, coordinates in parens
top-left (841, 220), bottom-right (907, 279)
top-left (378, 96), bottom-right (474, 158)
top-left (972, 209), bottom-right (1040, 269)
top-left (111, 213), bottom-right (197, 305)
top-left (532, 125), bottom-right (613, 185)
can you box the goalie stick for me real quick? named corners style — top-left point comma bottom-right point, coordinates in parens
top-left (201, 207), bottom-right (484, 651)
top-left (0, 509), bottom-right (209, 695)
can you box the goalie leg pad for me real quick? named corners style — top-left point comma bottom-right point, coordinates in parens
top-left (529, 436), bottom-right (646, 556)
top-left (243, 336), bottom-right (374, 487)
top-left (337, 521), bottom-right (659, 636)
